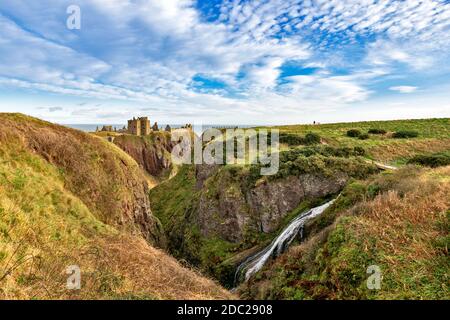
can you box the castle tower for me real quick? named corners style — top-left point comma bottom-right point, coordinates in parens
top-left (128, 118), bottom-right (141, 136)
top-left (138, 117), bottom-right (151, 135)
top-left (127, 117), bottom-right (151, 136)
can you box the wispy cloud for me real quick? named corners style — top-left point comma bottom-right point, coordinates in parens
top-left (389, 86), bottom-right (418, 94)
top-left (0, 0), bottom-right (449, 123)
top-left (48, 106), bottom-right (63, 112)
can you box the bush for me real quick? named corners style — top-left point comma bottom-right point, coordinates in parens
top-left (368, 128), bottom-right (387, 134)
top-left (358, 133), bottom-right (370, 140)
top-left (353, 147), bottom-right (366, 156)
top-left (280, 133), bottom-right (321, 146)
top-left (346, 129), bottom-right (361, 138)
top-left (304, 132), bottom-right (321, 145)
top-left (280, 133), bottom-right (305, 146)
top-left (407, 153), bottom-right (450, 168)
top-left (392, 130), bottom-right (419, 138)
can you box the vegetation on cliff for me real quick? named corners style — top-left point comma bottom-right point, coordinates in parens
top-left (0, 113), bottom-right (232, 300)
top-left (1, 114), bottom-right (448, 300)
top-left (238, 166), bottom-right (449, 300)
top-left (150, 118), bottom-right (449, 295)
top-left (150, 146), bottom-right (378, 287)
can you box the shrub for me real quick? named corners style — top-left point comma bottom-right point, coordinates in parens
top-left (346, 129), bottom-right (361, 138)
top-left (392, 130), bottom-right (419, 138)
top-left (304, 132), bottom-right (321, 145)
top-left (358, 133), bottom-right (370, 140)
top-left (407, 153), bottom-right (450, 168)
top-left (368, 128), bottom-right (387, 134)
top-left (353, 147), bottom-right (366, 156)
top-left (280, 133), bottom-right (321, 146)
top-left (280, 133), bottom-right (304, 146)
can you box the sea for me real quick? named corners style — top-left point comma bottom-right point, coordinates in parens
top-left (62, 124), bottom-right (255, 135)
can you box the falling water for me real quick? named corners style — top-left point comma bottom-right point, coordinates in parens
top-left (234, 198), bottom-right (337, 285)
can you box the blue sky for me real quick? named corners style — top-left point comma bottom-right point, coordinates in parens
top-left (0, 0), bottom-right (449, 125)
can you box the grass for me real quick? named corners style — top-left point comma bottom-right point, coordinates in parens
top-left (238, 166), bottom-right (450, 300)
top-left (149, 147), bottom-right (378, 287)
top-left (0, 113), bottom-right (232, 300)
top-left (146, 117), bottom-right (449, 298)
top-left (0, 113), bottom-right (164, 244)
top-left (271, 118), bottom-right (450, 164)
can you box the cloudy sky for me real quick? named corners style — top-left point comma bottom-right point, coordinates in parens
top-left (0, 0), bottom-right (449, 125)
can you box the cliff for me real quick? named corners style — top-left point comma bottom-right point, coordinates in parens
top-left (150, 149), bottom-right (378, 286)
top-left (113, 133), bottom-right (174, 180)
top-left (0, 113), bottom-right (232, 299)
top-left (0, 113), bottom-right (163, 245)
top-left (238, 166), bottom-right (450, 300)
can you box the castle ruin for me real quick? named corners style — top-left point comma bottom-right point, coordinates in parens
top-left (128, 117), bottom-right (151, 136)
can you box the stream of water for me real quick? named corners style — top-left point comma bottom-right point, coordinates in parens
top-left (234, 198), bottom-right (337, 285)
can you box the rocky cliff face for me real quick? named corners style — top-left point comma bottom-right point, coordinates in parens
top-left (196, 165), bottom-right (348, 243)
top-left (113, 133), bottom-right (174, 178)
top-left (150, 158), bottom-right (377, 286)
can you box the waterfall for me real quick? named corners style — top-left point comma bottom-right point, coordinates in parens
top-left (234, 198), bottom-right (337, 286)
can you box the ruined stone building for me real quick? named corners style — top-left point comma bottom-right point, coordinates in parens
top-left (101, 125), bottom-right (113, 132)
top-left (128, 117), bottom-right (151, 136)
top-left (152, 122), bottom-right (159, 131)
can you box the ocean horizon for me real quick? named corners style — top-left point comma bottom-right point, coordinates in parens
top-left (62, 124), bottom-right (256, 135)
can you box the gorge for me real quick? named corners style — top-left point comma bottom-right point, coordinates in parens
top-left (1, 114), bottom-right (449, 300)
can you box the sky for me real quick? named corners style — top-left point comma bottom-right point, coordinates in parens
top-left (0, 0), bottom-right (449, 125)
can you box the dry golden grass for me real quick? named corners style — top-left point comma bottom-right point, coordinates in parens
top-left (0, 234), bottom-right (234, 300)
top-left (369, 138), bottom-right (450, 162)
top-left (350, 166), bottom-right (449, 252)
top-left (92, 235), bottom-right (235, 300)
top-left (0, 113), bottom-right (232, 300)
top-left (0, 113), bottom-right (162, 244)
top-left (240, 166), bottom-right (449, 299)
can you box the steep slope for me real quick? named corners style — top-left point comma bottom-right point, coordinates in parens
top-left (0, 113), bottom-right (232, 299)
top-left (238, 166), bottom-right (450, 300)
top-left (150, 148), bottom-right (378, 286)
top-left (113, 133), bottom-right (174, 187)
top-left (150, 118), bottom-right (449, 293)
top-left (0, 113), bottom-right (162, 245)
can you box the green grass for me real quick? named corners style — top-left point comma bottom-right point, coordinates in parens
top-left (273, 118), bottom-right (449, 139)
top-left (239, 166), bottom-right (450, 300)
top-left (0, 113), bottom-right (232, 300)
top-left (268, 118), bottom-right (449, 160)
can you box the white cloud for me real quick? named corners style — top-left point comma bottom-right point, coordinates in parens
top-left (389, 86), bottom-right (418, 94)
top-left (0, 0), bottom-right (449, 123)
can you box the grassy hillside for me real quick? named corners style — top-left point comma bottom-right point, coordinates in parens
top-left (0, 113), bottom-right (232, 299)
top-left (239, 166), bottom-right (449, 300)
top-left (150, 156), bottom-right (378, 287)
top-left (272, 118), bottom-right (450, 164)
top-left (150, 117), bottom-right (449, 296)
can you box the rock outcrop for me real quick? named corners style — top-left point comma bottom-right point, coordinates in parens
top-left (113, 133), bottom-right (174, 178)
top-left (196, 167), bottom-right (348, 243)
